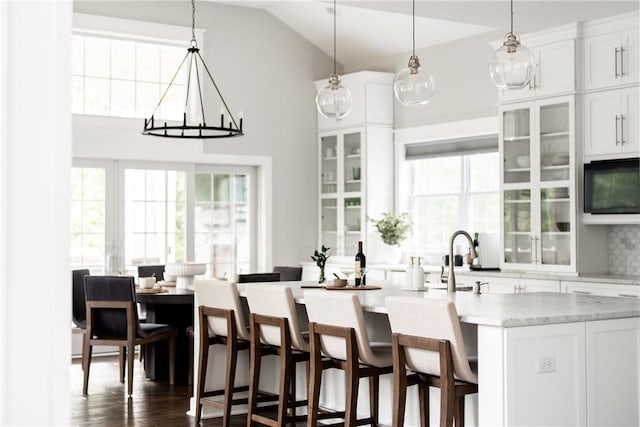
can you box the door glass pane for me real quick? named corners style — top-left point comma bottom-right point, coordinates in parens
top-left (344, 197), bottom-right (361, 256)
top-left (504, 189), bottom-right (531, 264)
top-left (540, 187), bottom-right (571, 265)
top-left (540, 102), bottom-right (570, 182)
top-left (343, 132), bottom-right (361, 193)
top-left (123, 168), bottom-right (186, 272)
top-left (321, 135), bottom-right (338, 194)
top-left (321, 198), bottom-right (338, 253)
top-left (70, 167), bottom-right (106, 273)
top-left (194, 172), bottom-right (252, 278)
top-left (503, 108), bottom-right (531, 184)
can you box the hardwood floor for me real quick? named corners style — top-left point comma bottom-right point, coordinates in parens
top-left (70, 355), bottom-right (247, 426)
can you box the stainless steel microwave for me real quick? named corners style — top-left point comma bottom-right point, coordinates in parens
top-left (584, 159), bottom-right (640, 214)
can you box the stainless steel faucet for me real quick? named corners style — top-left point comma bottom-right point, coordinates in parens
top-left (447, 230), bottom-right (478, 292)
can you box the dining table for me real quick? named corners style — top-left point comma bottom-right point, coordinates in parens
top-left (136, 286), bottom-right (194, 384)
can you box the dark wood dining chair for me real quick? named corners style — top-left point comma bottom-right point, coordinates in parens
top-left (137, 264), bottom-right (165, 281)
top-left (273, 266), bottom-right (303, 282)
top-left (237, 272), bottom-right (281, 283)
top-left (72, 269), bottom-right (91, 367)
top-left (83, 275), bottom-right (177, 397)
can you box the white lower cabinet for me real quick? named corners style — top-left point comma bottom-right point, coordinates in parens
top-left (586, 318), bottom-right (640, 426)
top-left (562, 280), bottom-right (640, 298)
top-left (483, 276), bottom-right (560, 294)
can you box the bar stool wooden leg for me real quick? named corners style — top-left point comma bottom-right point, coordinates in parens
top-left (194, 326), bottom-right (210, 424)
top-left (369, 375), bottom-right (379, 426)
top-left (344, 356), bottom-right (359, 426)
top-left (393, 372), bottom-right (407, 426)
top-left (223, 334), bottom-right (239, 426)
top-left (418, 381), bottom-right (429, 427)
top-left (277, 346), bottom-right (292, 426)
top-left (455, 396), bottom-right (466, 427)
top-left (247, 325), bottom-right (262, 427)
top-left (307, 324), bottom-right (322, 427)
top-left (289, 360), bottom-right (297, 427)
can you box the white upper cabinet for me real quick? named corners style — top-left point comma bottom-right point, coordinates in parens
top-left (498, 26), bottom-right (578, 104)
top-left (584, 13), bottom-right (639, 91)
top-left (314, 71), bottom-right (394, 131)
top-left (584, 86), bottom-right (639, 159)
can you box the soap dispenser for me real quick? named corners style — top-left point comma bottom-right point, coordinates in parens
top-left (412, 256), bottom-right (425, 289)
top-left (404, 256), bottom-right (416, 288)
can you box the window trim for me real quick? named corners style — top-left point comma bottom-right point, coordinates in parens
top-left (73, 13), bottom-right (205, 48)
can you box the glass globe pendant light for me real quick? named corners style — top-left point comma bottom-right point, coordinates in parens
top-left (489, 0), bottom-right (536, 90)
top-left (316, 0), bottom-right (352, 120)
top-left (393, 0), bottom-right (435, 107)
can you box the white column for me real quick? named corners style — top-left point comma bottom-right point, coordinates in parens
top-left (0, 1), bottom-right (72, 425)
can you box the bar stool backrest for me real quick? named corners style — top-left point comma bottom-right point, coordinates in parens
top-left (304, 290), bottom-right (384, 367)
top-left (386, 296), bottom-right (477, 384)
top-left (245, 284), bottom-right (308, 351)
top-left (194, 280), bottom-right (250, 341)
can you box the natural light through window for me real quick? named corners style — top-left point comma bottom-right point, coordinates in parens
top-left (71, 33), bottom-right (186, 119)
top-left (70, 166), bottom-right (106, 273)
top-left (406, 152), bottom-right (500, 262)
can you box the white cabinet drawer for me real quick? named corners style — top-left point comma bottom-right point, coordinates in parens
top-left (563, 281), bottom-right (640, 298)
top-left (521, 278), bottom-right (561, 293)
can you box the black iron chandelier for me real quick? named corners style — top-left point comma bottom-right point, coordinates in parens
top-left (142, 0), bottom-right (243, 139)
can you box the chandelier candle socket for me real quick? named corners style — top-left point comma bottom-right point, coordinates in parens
top-left (142, 0), bottom-right (243, 139)
top-left (316, 0), bottom-right (352, 120)
top-left (489, 0), bottom-right (536, 89)
top-left (393, 0), bottom-right (435, 107)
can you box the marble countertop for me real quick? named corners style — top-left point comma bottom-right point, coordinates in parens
top-left (301, 261), bottom-right (639, 285)
top-left (237, 281), bottom-right (640, 328)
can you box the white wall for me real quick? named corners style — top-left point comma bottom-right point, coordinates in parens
top-left (346, 30), bottom-right (503, 129)
top-left (73, 1), bottom-right (336, 267)
top-left (0, 1), bottom-right (72, 425)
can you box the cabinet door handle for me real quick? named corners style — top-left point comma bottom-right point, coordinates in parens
top-left (621, 114), bottom-right (625, 145)
top-left (616, 115), bottom-right (620, 145)
top-left (615, 47), bottom-right (620, 78)
top-left (572, 290), bottom-right (591, 295)
top-left (620, 46), bottom-right (626, 77)
top-left (618, 293), bottom-right (638, 298)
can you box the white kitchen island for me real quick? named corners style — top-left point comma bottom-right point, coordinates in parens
top-left (191, 281), bottom-right (640, 426)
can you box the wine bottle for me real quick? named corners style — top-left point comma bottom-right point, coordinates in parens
top-left (354, 241), bottom-right (366, 287)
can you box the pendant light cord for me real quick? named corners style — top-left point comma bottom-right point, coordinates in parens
top-left (191, 0), bottom-right (196, 43)
top-left (412, 0), bottom-right (415, 56)
top-left (510, 0), bottom-right (513, 34)
top-left (333, 0), bottom-right (337, 74)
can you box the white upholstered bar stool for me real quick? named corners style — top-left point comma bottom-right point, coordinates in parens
top-left (245, 284), bottom-right (313, 426)
top-left (193, 280), bottom-right (277, 426)
top-left (386, 297), bottom-right (478, 427)
top-left (303, 290), bottom-right (393, 427)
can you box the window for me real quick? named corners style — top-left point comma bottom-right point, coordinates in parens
top-left (403, 151), bottom-right (500, 262)
top-left (71, 33), bottom-right (186, 120)
top-left (70, 163), bottom-right (107, 273)
top-left (70, 161), bottom-right (256, 277)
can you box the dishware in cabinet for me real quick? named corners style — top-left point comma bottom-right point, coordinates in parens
top-left (500, 96), bottom-right (577, 272)
top-left (318, 127), bottom-right (393, 257)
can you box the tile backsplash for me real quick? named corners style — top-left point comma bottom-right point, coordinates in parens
top-left (608, 225), bottom-right (640, 275)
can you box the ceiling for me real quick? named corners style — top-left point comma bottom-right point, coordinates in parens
top-left (218, 0), bottom-right (638, 70)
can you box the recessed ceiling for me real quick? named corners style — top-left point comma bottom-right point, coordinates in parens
top-left (218, 1), bottom-right (639, 70)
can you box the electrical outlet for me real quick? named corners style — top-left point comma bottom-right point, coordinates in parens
top-left (538, 356), bottom-right (556, 373)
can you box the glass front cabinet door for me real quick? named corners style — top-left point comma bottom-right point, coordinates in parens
top-left (500, 96), bottom-right (576, 271)
top-left (319, 129), bottom-right (364, 256)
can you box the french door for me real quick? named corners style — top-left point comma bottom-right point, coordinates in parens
top-left (70, 159), bottom-right (256, 277)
